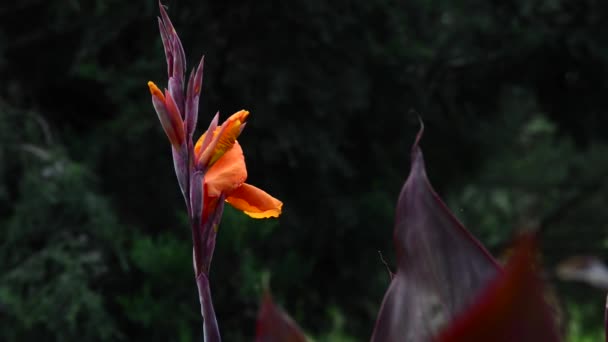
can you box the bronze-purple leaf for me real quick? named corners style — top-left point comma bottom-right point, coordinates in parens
top-left (370, 128), bottom-right (501, 342)
top-left (255, 291), bottom-right (307, 342)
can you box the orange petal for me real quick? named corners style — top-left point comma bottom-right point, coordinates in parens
top-left (226, 183), bottom-right (283, 219)
top-left (197, 110), bottom-right (249, 169)
top-left (204, 141), bottom-right (247, 197)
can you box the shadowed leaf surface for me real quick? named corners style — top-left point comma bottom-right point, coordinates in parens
top-left (371, 132), bottom-right (501, 342)
top-left (437, 234), bottom-right (561, 341)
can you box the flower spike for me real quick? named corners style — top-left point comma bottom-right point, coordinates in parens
top-left (148, 4), bottom-right (283, 341)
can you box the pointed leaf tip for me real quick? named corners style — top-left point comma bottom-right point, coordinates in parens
top-left (371, 133), bottom-right (500, 342)
top-left (255, 291), bottom-right (307, 342)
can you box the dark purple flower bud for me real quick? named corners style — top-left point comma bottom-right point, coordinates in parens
top-left (186, 56), bottom-right (205, 138)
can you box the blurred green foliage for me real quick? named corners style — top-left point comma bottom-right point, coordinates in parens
top-left (1, 0), bottom-right (608, 340)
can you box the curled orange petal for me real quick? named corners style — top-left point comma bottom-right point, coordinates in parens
top-left (204, 141), bottom-right (247, 197)
top-left (197, 110), bottom-right (249, 169)
top-left (226, 183), bottom-right (283, 219)
top-left (208, 116), bottom-right (245, 164)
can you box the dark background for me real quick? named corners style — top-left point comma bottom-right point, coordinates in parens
top-left (1, 0), bottom-right (608, 340)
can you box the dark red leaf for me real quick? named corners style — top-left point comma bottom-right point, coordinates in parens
top-left (371, 129), bottom-right (501, 342)
top-left (255, 291), bottom-right (307, 342)
top-left (437, 234), bottom-right (561, 342)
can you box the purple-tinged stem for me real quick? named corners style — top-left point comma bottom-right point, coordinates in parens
top-left (189, 171), bottom-right (204, 274)
top-left (190, 173), bottom-right (223, 341)
top-left (197, 272), bottom-right (221, 342)
top-left (202, 199), bottom-right (224, 273)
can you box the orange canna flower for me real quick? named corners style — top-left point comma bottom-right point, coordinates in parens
top-left (150, 4), bottom-right (282, 338)
top-left (195, 111), bottom-right (283, 219)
